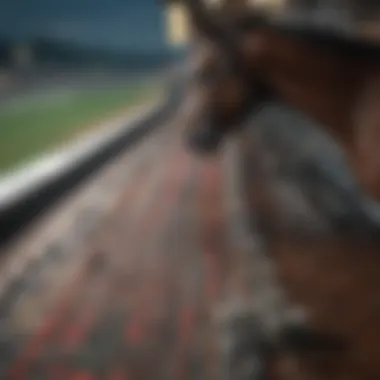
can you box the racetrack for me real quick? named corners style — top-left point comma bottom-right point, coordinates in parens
top-left (0, 111), bottom-right (255, 380)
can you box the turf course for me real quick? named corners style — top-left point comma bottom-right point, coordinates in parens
top-left (0, 82), bottom-right (161, 173)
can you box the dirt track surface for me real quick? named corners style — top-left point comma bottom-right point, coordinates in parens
top-left (0, 114), bottom-right (253, 380)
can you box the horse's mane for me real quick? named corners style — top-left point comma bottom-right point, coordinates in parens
top-left (279, 25), bottom-right (380, 61)
top-left (235, 12), bottom-right (380, 61)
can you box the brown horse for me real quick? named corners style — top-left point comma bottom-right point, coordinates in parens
top-left (177, 0), bottom-right (380, 203)
top-left (167, 1), bottom-right (380, 379)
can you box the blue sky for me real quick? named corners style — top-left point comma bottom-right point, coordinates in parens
top-left (0, 0), bottom-right (169, 50)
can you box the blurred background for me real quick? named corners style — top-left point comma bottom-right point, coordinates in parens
top-left (2, 0), bottom-right (380, 176)
top-left (0, 0), bottom-right (186, 175)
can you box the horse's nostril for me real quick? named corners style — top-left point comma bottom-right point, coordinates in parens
top-left (186, 127), bottom-right (222, 154)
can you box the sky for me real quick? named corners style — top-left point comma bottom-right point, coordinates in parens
top-left (0, 0), bottom-right (169, 51)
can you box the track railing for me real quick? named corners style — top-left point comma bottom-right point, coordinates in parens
top-left (0, 72), bottom-right (185, 249)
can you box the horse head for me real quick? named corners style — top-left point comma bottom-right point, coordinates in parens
top-left (168, 0), bottom-right (272, 154)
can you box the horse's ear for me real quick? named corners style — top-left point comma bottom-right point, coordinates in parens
top-left (181, 0), bottom-right (226, 42)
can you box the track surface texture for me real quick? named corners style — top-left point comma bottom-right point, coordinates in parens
top-left (0, 114), bottom-right (254, 380)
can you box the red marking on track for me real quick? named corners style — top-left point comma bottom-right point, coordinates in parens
top-left (180, 308), bottom-right (196, 340)
top-left (175, 306), bottom-right (198, 380)
top-left (63, 310), bottom-right (95, 350)
top-left (63, 324), bottom-right (87, 351)
top-left (125, 283), bottom-right (163, 346)
top-left (7, 288), bottom-right (81, 380)
top-left (108, 370), bottom-right (127, 380)
top-left (47, 365), bottom-right (70, 380)
top-left (126, 320), bottom-right (145, 344)
top-left (70, 371), bottom-right (95, 380)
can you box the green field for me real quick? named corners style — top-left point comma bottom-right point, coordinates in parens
top-left (0, 83), bottom-right (162, 173)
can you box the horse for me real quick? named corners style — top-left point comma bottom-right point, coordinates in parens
top-left (176, 0), bottom-right (380, 202)
top-left (165, 1), bottom-right (380, 379)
